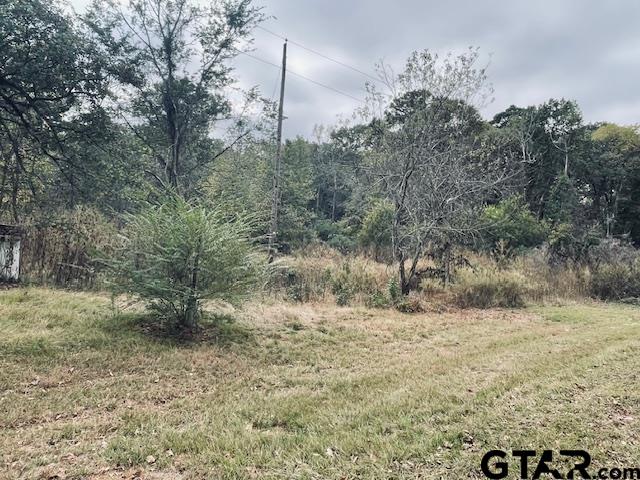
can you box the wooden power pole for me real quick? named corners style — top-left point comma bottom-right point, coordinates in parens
top-left (268, 40), bottom-right (287, 259)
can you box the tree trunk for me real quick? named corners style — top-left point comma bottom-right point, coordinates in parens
top-left (331, 169), bottom-right (337, 221)
top-left (184, 295), bottom-right (198, 330)
top-left (399, 257), bottom-right (409, 295)
top-left (443, 243), bottom-right (452, 286)
top-left (184, 248), bottom-right (200, 330)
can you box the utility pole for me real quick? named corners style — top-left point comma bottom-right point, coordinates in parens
top-left (268, 40), bottom-right (287, 259)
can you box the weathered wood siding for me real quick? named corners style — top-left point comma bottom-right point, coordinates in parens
top-left (0, 237), bottom-right (20, 281)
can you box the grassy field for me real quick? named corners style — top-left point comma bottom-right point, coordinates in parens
top-left (1, 288), bottom-right (640, 479)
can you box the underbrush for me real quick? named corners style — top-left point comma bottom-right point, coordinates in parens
top-left (269, 244), bottom-right (395, 306)
top-left (590, 261), bottom-right (640, 301)
top-left (452, 269), bottom-right (527, 308)
top-left (20, 206), bottom-right (117, 289)
top-left (270, 244), bottom-right (640, 310)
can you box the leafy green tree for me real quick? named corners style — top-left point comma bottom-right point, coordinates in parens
top-left (207, 136), bottom-right (316, 249)
top-left (107, 197), bottom-right (265, 329)
top-left (581, 123), bottom-right (640, 238)
top-left (206, 139), bottom-right (273, 232)
top-left (310, 127), bottom-right (364, 223)
top-left (491, 100), bottom-right (586, 219)
top-left (278, 138), bottom-right (316, 247)
top-left (85, 0), bottom-right (264, 192)
top-left (0, 0), bottom-right (119, 219)
top-left (0, 0), bottom-right (106, 141)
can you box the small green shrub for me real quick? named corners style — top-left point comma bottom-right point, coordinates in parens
top-left (367, 290), bottom-right (390, 308)
top-left (453, 270), bottom-right (527, 308)
top-left (286, 283), bottom-right (312, 303)
top-left (359, 201), bottom-right (393, 249)
top-left (547, 223), bottom-right (601, 266)
top-left (105, 197), bottom-right (266, 329)
top-left (387, 277), bottom-right (401, 304)
top-left (330, 263), bottom-right (354, 306)
top-left (333, 288), bottom-right (352, 306)
top-left (327, 234), bottom-right (356, 254)
top-left (314, 219), bottom-right (341, 241)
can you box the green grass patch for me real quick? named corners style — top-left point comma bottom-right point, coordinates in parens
top-left (1, 288), bottom-right (639, 478)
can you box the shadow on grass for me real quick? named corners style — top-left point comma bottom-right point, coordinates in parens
top-left (100, 311), bottom-right (256, 348)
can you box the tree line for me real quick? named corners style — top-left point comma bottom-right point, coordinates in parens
top-left (2, 0), bottom-right (639, 325)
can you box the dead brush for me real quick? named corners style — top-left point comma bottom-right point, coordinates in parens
top-left (20, 206), bottom-right (117, 289)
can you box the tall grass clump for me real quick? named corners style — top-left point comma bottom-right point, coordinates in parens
top-left (270, 245), bottom-right (394, 305)
top-left (452, 268), bottom-right (527, 309)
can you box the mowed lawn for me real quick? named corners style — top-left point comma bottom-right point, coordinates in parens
top-left (1, 289), bottom-right (640, 479)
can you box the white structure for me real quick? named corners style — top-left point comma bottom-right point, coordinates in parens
top-left (0, 225), bottom-right (22, 282)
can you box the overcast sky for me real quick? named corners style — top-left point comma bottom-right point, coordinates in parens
top-left (72, 0), bottom-right (640, 138)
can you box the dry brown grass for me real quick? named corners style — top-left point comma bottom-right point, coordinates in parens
top-left (1, 288), bottom-right (640, 479)
top-left (270, 247), bottom-right (596, 311)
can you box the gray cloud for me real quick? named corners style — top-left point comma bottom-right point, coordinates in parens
top-left (72, 0), bottom-right (640, 138)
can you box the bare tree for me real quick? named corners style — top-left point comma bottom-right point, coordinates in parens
top-left (363, 49), bottom-right (507, 294)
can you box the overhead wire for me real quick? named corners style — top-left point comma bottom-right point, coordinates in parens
top-left (255, 25), bottom-right (384, 86)
top-left (234, 47), bottom-right (365, 103)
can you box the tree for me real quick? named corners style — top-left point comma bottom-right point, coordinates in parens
top-left (309, 125), bottom-right (366, 224)
top-left (545, 174), bottom-right (580, 225)
top-left (583, 123), bottom-right (640, 237)
top-left (491, 100), bottom-right (586, 220)
top-left (278, 138), bottom-right (316, 247)
top-left (85, 0), bottom-right (264, 192)
top-left (107, 197), bottom-right (265, 329)
top-left (0, 0), bottom-right (115, 219)
top-left (364, 49), bottom-right (507, 294)
top-left (542, 99), bottom-right (583, 177)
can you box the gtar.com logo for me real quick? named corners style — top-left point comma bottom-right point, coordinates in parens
top-left (481, 450), bottom-right (640, 479)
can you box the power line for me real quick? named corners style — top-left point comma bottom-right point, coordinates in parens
top-left (234, 48), bottom-right (364, 103)
top-left (269, 67), bottom-right (280, 103)
top-left (256, 25), bottom-right (384, 85)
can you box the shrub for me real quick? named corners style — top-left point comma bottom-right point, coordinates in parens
top-left (547, 223), bottom-right (601, 266)
top-left (387, 277), bottom-right (401, 304)
top-left (453, 270), bottom-right (527, 308)
top-left (482, 196), bottom-right (549, 252)
top-left (590, 262), bottom-right (640, 300)
top-left (327, 234), bottom-right (356, 254)
top-left (105, 197), bottom-right (265, 329)
top-left (587, 238), bottom-right (640, 267)
top-left (314, 219), bottom-right (341, 241)
top-left (330, 262), bottom-right (355, 306)
top-left (366, 291), bottom-right (390, 308)
top-left (358, 201), bottom-right (393, 256)
top-left (277, 250), bottom-right (392, 305)
top-left (286, 283), bottom-right (312, 303)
